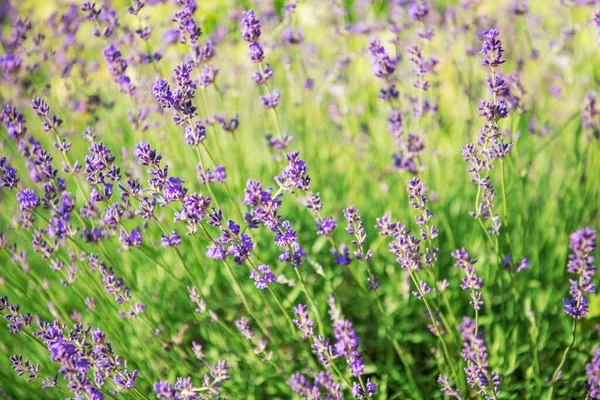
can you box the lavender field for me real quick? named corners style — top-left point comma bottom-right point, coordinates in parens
top-left (0, 0), bottom-right (599, 398)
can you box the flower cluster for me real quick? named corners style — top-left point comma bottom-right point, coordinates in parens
top-left (462, 29), bottom-right (513, 224)
top-left (407, 178), bottom-right (438, 267)
top-left (153, 63), bottom-right (199, 125)
top-left (154, 358), bottom-right (230, 399)
top-left (458, 317), bottom-right (501, 398)
top-left (563, 227), bottom-right (596, 319)
top-left (407, 45), bottom-right (437, 117)
top-left (241, 10), bottom-right (281, 110)
top-left (244, 178), bottom-right (306, 268)
top-left (376, 213), bottom-right (422, 272)
top-left (3, 295), bottom-right (139, 399)
top-left (2, 104), bottom-right (27, 140)
top-left (89, 254), bottom-right (145, 319)
top-left (102, 44), bottom-right (134, 93)
top-left (368, 40), bottom-right (396, 80)
top-left (451, 248), bottom-right (484, 310)
top-left (585, 345), bottom-right (600, 399)
top-left (287, 371), bottom-right (343, 399)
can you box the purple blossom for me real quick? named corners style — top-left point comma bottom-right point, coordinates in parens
top-left (480, 29), bottom-right (505, 67)
top-left (563, 227), bottom-right (597, 319)
top-left (16, 189), bottom-right (40, 212)
top-left (293, 304), bottom-right (315, 339)
top-left (241, 10), bottom-right (261, 43)
top-left (119, 227), bottom-right (143, 248)
top-left (260, 90), bottom-right (281, 109)
top-left (368, 40), bottom-right (396, 79)
top-left (161, 229), bottom-right (182, 248)
top-left (2, 105), bottom-right (27, 140)
top-left (458, 317), bottom-right (501, 397)
top-left (586, 346), bottom-right (600, 398)
top-left (316, 217), bottom-right (337, 237)
top-left (276, 151), bottom-right (310, 192)
top-left (249, 264), bottom-right (276, 289)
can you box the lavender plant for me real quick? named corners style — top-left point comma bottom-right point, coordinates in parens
top-left (0, 1), bottom-right (599, 399)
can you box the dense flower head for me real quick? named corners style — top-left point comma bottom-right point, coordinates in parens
top-left (564, 227), bottom-right (597, 319)
top-left (31, 97), bottom-right (49, 117)
top-left (458, 317), bottom-right (501, 397)
top-left (134, 141), bottom-right (162, 167)
top-left (102, 44), bottom-right (133, 92)
top-left (582, 92), bottom-right (600, 138)
top-left (480, 29), bottom-right (506, 67)
top-left (1, 301), bottom-right (140, 399)
top-left (241, 10), bottom-right (261, 43)
top-left (260, 90), bottom-right (281, 109)
top-left (408, 0), bottom-right (429, 21)
top-left (0, 158), bottom-right (20, 190)
top-left (249, 264), bottom-right (275, 289)
top-left (351, 379), bottom-right (377, 399)
top-left (16, 189), bottom-right (40, 212)
top-left (316, 216), bottom-right (337, 237)
top-left (119, 227), bottom-right (142, 248)
top-left (343, 206), bottom-right (372, 262)
top-left (586, 346), bottom-right (600, 398)
top-left (248, 42), bottom-right (265, 63)
top-left (276, 150), bottom-right (310, 191)
top-left (330, 297), bottom-right (365, 377)
top-left (368, 39), bottom-right (396, 79)
top-left (172, 0), bottom-right (202, 45)
top-left (293, 304), bottom-right (315, 339)
top-left (287, 371), bottom-right (343, 399)
top-left (2, 105), bottom-right (27, 140)
top-left (375, 213), bottom-right (422, 271)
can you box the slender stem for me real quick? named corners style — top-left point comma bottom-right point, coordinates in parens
top-left (500, 159), bottom-right (514, 274)
top-left (547, 319), bottom-right (577, 399)
top-left (293, 267), bottom-right (324, 336)
top-left (408, 269), bottom-right (456, 378)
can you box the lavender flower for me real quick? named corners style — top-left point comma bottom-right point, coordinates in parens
top-left (463, 29), bottom-right (512, 224)
top-left (458, 317), bottom-right (501, 397)
top-left (368, 40), bottom-right (396, 79)
top-left (102, 44), bottom-right (133, 93)
top-left (344, 206), bottom-right (373, 262)
top-left (0, 157), bottom-right (20, 189)
top-left (276, 151), bottom-right (310, 192)
top-left (452, 248), bottom-right (484, 310)
top-left (2, 105), bottom-right (27, 139)
top-left (16, 189), bottom-right (40, 212)
top-left (438, 375), bottom-right (463, 399)
top-left (260, 90), bottom-right (281, 109)
top-left (119, 227), bottom-right (143, 248)
top-left (582, 92), bottom-right (599, 139)
top-left (2, 297), bottom-right (139, 398)
top-left (249, 264), bottom-right (276, 289)
top-left (586, 346), bottom-right (600, 398)
top-left (480, 29), bottom-right (505, 67)
top-left (241, 10), bottom-right (261, 43)
top-left (154, 359), bottom-right (230, 399)
top-left (161, 229), bottom-right (182, 248)
top-left (563, 228), bottom-right (597, 319)
top-left (287, 371), bottom-right (343, 399)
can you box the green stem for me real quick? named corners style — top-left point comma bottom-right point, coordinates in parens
top-left (547, 317), bottom-right (577, 399)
